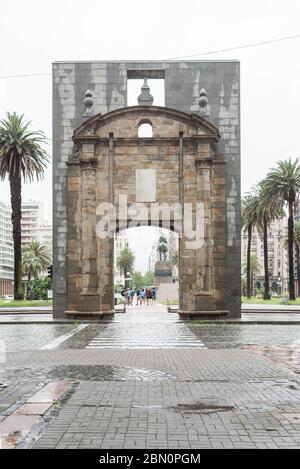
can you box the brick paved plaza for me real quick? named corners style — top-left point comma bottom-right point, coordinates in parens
top-left (1, 305), bottom-right (300, 449)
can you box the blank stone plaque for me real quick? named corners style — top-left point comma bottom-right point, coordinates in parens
top-left (136, 169), bottom-right (156, 202)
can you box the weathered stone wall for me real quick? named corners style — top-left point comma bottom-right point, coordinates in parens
top-left (66, 107), bottom-right (225, 315)
top-left (53, 61), bottom-right (240, 317)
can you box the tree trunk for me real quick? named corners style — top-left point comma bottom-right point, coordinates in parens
top-left (246, 223), bottom-right (252, 298)
top-left (9, 173), bottom-right (24, 300)
top-left (288, 200), bottom-right (296, 301)
top-left (263, 215), bottom-right (271, 300)
top-left (296, 243), bottom-right (300, 297)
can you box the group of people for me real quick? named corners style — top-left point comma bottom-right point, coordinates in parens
top-left (121, 286), bottom-right (157, 306)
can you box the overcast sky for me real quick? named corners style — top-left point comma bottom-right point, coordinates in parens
top-left (1, 0), bottom-right (300, 272)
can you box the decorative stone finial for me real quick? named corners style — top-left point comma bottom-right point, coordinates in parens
top-left (138, 78), bottom-right (153, 106)
top-left (199, 88), bottom-right (209, 117)
top-left (83, 89), bottom-right (94, 116)
top-left (190, 74), bottom-right (201, 113)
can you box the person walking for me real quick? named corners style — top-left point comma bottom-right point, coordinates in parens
top-left (152, 287), bottom-right (157, 305)
top-left (140, 288), bottom-right (146, 305)
top-left (136, 288), bottom-right (141, 305)
top-left (130, 288), bottom-right (135, 305)
top-left (146, 287), bottom-right (153, 305)
top-left (126, 289), bottom-right (131, 306)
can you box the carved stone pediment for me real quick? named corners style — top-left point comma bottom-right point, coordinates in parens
top-left (73, 106), bottom-right (221, 142)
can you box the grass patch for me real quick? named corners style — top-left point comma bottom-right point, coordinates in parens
top-left (241, 296), bottom-right (300, 305)
top-left (0, 299), bottom-right (52, 308)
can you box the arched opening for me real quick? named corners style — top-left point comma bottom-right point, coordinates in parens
top-left (138, 122), bottom-right (153, 138)
top-left (114, 226), bottom-right (179, 311)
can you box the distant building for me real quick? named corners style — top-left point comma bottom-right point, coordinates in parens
top-left (241, 217), bottom-right (289, 295)
top-left (0, 200), bottom-right (14, 295)
top-left (114, 231), bottom-right (129, 286)
top-left (21, 200), bottom-right (52, 254)
top-left (36, 223), bottom-right (53, 256)
top-left (21, 200), bottom-right (43, 248)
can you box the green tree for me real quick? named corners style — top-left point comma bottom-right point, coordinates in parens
top-left (133, 271), bottom-right (144, 289)
top-left (294, 222), bottom-right (300, 297)
top-left (285, 221), bottom-right (300, 297)
top-left (143, 271), bottom-right (154, 286)
top-left (22, 251), bottom-right (40, 281)
top-left (22, 240), bottom-right (52, 281)
top-left (242, 194), bottom-right (260, 297)
top-left (263, 158), bottom-right (300, 300)
top-left (27, 276), bottom-right (51, 300)
top-left (117, 245), bottom-right (135, 281)
top-left (0, 113), bottom-right (48, 299)
top-left (242, 255), bottom-right (261, 296)
top-left (257, 181), bottom-right (284, 300)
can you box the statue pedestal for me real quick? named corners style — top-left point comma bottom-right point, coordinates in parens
top-left (154, 260), bottom-right (173, 285)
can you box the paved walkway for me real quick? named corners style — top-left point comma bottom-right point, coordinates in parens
top-left (1, 304), bottom-right (300, 449)
top-left (2, 309), bottom-right (300, 324)
top-left (87, 305), bottom-right (205, 349)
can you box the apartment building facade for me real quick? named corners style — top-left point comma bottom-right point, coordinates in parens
top-left (0, 200), bottom-right (14, 296)
top-left (241, 217), bottom-right (289, 295)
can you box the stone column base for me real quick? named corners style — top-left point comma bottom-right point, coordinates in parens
top-left (178, 310), bottom-right (229, 320)
top-left (64, 310), bottom-right (115, 320)
top-left (194, 292), bottom-right (216, 311)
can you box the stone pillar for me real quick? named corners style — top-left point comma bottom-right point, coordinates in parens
top-left (97, 134), bottom-right (114, 314)
top-left (79, 143), bottom-right (99, 310)
top-left (97, 237), bottom-right (114, 312)
top-left (193, 144), bottom-right (216, 311)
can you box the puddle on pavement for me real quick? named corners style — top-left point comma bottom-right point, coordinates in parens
top-left (1, 365), bottom-right (177, 382)
top-left (172, 402), bottom-right (235, 414)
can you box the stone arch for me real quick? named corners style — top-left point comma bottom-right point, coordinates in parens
top-left (65, 105), bottom-right (226, 319)
top-left (138, 120), bottom-right (153, 138)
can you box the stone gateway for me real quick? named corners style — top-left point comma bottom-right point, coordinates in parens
top-left (52, 61), bottom-right (241, 318)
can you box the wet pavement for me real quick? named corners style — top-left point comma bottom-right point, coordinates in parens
top-left (0, 324), bottom-right (75, 351)
top-left (1, 303), bottom-right (300, 448)
top-left (86, 305), bottom-right (205, 349)
top-left (1, 306), bottom-right (300, 352)
top-left (188, 323), bottom-right (300, 349)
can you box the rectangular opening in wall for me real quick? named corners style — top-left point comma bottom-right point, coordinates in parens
top-left (127, 70), bottom-right (165, 107)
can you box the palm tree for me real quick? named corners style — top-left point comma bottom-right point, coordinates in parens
top-left (293, 222), bottom-right (300, 297)
top-left (241, 194), bottom-right (260, 297)
top-left (242, 255), bottom-right (261, 296)
top-left (257, 181), bottom-right (284, 300)
top-left (22, 251), bottom-right (40, 281)
top-left (22, 240), bottom-right (52, 279)
top-left (0, 113), bottom-right (48, 299)
top-left (263, 159), bottom-right (300, 300)
top-left (117, 245), bottom-right (135, 285)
